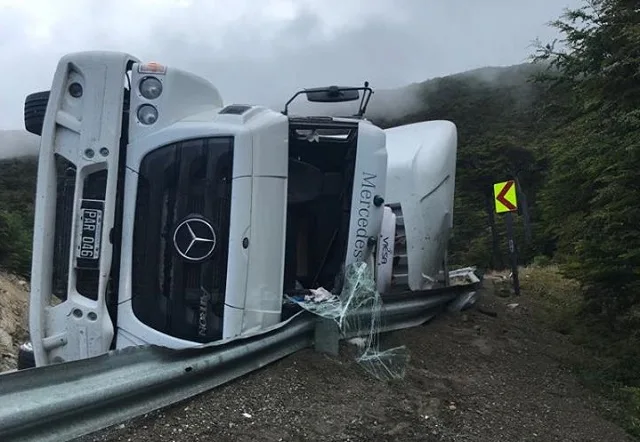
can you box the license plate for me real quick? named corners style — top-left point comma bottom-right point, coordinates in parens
top-left (75, 200), bottom-right (104, 269)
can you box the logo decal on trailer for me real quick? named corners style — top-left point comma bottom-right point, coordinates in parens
top-left (172, 217), bottom-right (217, 262)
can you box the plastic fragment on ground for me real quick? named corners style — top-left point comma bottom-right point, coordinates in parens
top-left (448, 267), bottom-right (481, 286)
top-left (447, 290), bottom-right (480, 312)
top-left (287, 261), bottom-right (409, 381)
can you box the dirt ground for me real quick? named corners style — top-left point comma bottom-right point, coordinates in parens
top-left (76, 277), bottom-right (635, 442)
top-left (0, 272), bottom-right (29, 372)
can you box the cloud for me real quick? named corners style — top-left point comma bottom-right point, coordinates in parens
top-left (0, 0), bottom-right (583, 132)
top-left (0, 130), bottom-right (40, 159)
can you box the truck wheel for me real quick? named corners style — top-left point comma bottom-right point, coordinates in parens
top-left (24, 91), bottom-right (50, 136)
top-left (17, 342), bottom-right (35, 370)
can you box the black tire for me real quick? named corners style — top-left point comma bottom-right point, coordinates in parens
top-left (17, 342), bottom-right (35, 370)
top-left (24, 90), bottom-right (50, 136)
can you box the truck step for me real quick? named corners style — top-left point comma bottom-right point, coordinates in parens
top-left (392, 273), bottom-right (408, 286)
top-left (394, 240), bottom-right (407, 256)
top-left (388, 203), bottom-right (408, 286)
top-left (395, 254), bottom-right (408, 268)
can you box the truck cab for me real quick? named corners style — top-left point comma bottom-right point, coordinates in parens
top-left (25, 51), bottom-right (393, 367)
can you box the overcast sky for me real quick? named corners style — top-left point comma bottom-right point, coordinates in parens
top-left (0, 0), bottom-right (583, 130)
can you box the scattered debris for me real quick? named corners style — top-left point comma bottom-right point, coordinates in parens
top-left (305, 287), bottom-right (336, 304)
top-left (347, 337), bottom-right (367, 349)
top-left (287, 262), bottom-right (409, 381)
top-left (448, 290), bottom-right (479, 312)
top-left (447, 267), bottom-right (481, 286)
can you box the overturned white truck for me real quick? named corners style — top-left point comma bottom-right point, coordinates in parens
top-left (22, 51), bottom-right (457, 368)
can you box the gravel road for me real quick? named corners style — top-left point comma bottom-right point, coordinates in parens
top-left (80, 282), bottom-right (634, 442)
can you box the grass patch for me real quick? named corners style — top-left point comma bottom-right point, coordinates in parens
top-left (522, 265), bottom-right (640, 439)
top-left (520, 265), bottom-right (582, 335)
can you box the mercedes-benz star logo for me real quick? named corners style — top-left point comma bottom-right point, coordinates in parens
top-left (172, 217), bottom-right (217, 262)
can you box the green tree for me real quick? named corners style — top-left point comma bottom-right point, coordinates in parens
top-left (0, 157), bottom-right (37, 276)
top-left (533, 0), bottom-right (640, 328)
top-left (0, 209), bottom-right (33, 275)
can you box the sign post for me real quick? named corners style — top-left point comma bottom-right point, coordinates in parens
top-left (493, 180), bottom-right (520, 296)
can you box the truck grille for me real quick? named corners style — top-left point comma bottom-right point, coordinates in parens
top-left (131, 137), bottom-right (234, 342)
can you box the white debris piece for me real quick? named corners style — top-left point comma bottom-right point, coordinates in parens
top-left (447, 267), bottom-right (481, 286)
top-left (347, 337), bottom-right (367, 349)
top-left (305, 287), bottom-right (336, 303)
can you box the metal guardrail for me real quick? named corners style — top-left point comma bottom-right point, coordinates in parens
top-left (0, 280), bottom-right (479, 442)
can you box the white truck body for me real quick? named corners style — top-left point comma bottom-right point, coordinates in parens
top-left (25, 51), bottom-right (456, 367)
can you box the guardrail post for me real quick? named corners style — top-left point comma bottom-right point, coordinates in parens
top-left (314, 317), bottom-right (340, 356)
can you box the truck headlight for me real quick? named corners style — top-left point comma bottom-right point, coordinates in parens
top-left (137, 104), bottom-right (158, 125)
top-left (139, 76), bottom-right (163, 100)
